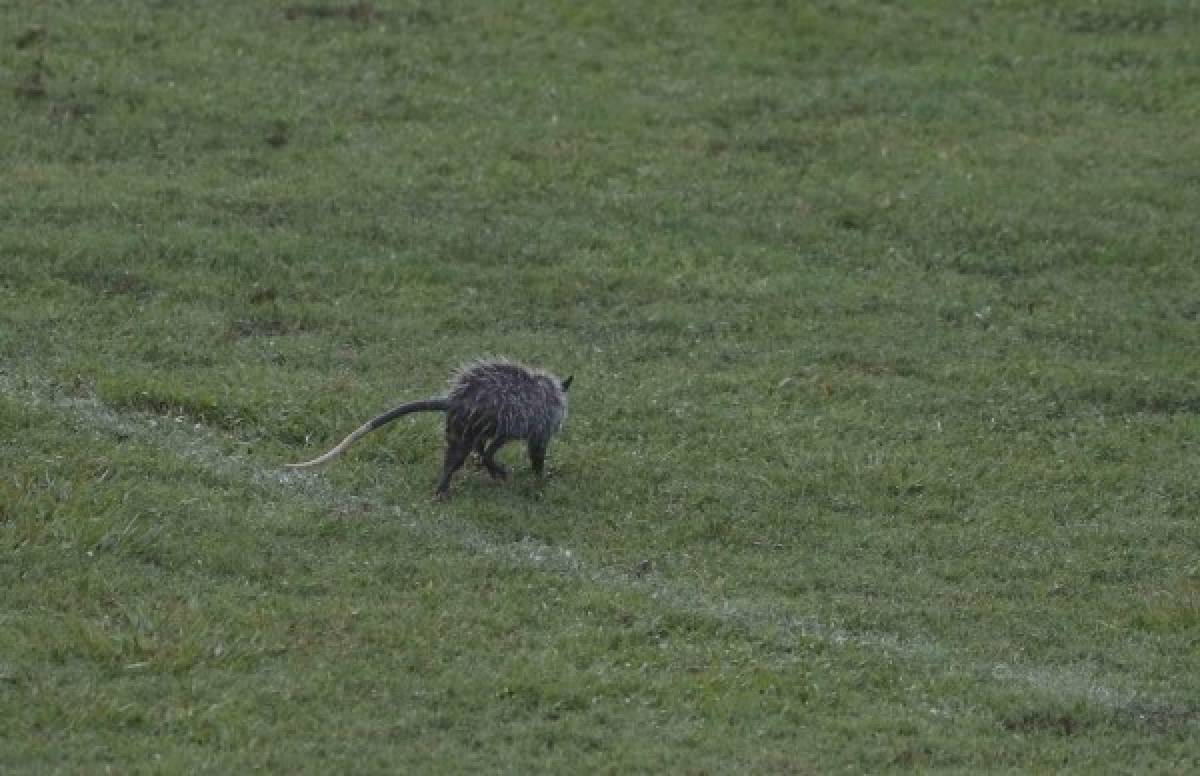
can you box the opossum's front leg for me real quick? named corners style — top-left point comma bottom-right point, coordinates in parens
top-left (527, 438), bottom-right (547, 477)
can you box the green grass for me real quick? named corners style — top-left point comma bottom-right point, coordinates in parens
top-left (3, 0), bottom-right (1200, 771)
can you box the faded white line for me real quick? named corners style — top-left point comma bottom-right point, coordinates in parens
top-left (0, 370), bottom-right (1183, 721)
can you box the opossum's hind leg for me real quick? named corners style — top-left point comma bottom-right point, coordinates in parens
top-left (470, 437), bottom-right (504, 477)
top-left (480, 436), bottom-right (510, 481)
top-left (435, 432), bottom-right (476, 498)
top-left (528, 438), bottom-right (548, 477)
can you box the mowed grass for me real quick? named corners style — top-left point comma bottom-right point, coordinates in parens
top-left (3, 0), bottom-right (1200, 771)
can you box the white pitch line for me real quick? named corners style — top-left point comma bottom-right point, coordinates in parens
top-left (1, 370), bottom-right (1186, 722)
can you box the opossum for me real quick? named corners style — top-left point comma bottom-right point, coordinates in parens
top-left (286, 358), bottom-right (572, 497)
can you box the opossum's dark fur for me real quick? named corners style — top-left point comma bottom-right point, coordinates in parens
top-left (287, 358), bottom-right (573, 497)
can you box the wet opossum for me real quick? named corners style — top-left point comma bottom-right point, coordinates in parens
top-left (287, 358), bottom-right (572, 497)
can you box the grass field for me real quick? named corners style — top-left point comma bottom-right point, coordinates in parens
top-left (3, 0), bottom-right (1200, 771)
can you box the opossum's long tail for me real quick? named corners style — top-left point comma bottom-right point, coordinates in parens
top-left (285, 398), bottom-right (450, 469)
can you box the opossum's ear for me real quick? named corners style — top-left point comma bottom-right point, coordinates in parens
top-left (561, 375), bottom-right (573, 392)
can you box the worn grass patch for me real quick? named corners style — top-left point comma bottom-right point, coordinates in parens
top-left (3, 0), bottom-right (1199, 771)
